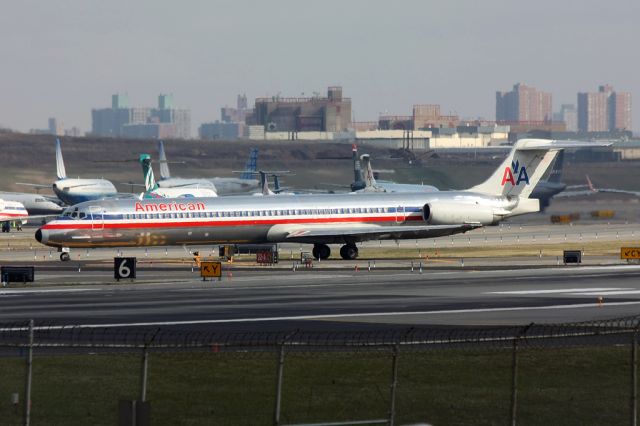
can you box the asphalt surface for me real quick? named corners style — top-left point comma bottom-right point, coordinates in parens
top-left (1, 262), bottom-right (640, 331)
top-left (0, 217), bottom-right (638, 331)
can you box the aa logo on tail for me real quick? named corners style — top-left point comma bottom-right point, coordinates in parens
top-left (501, 160), bottom-right (529, 186)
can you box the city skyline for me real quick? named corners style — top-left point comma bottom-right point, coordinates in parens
top-left (1, 1), bottom-right (638, 134)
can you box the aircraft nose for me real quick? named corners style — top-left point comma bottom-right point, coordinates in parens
top-left (35, 229), bottom-right (48, 244)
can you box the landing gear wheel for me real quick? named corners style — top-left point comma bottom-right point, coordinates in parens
top-left (340, 244), bottom-right (359, 260)
top-left (60, 252), bottom-right (70, 262)
top-left (312, 244), bottom-right (331, 260)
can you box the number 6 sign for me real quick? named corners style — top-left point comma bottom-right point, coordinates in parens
top-left (114, 257), bottom-right (137, 281)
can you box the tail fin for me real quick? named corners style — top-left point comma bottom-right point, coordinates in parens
top-left (352, 144), bottom-right (363, 183)
top-left (158, 140), bottom-right (171, 179)
top-left (240, 149), bottom-right (259, 180)
top-left (272, 174), bottom-right (282, 193)
top-left (259, 171), bottom-right (274, 195)
top-left (55, 138), bottom-right (67, 180)
top-left (468, 139), bottom-right (610, 198)
top-left (139, 154), bottom-right (158, 192)
top-left (547, 150), bottom-right (564, 183)
top-left (360, 154), bottom-right (378, 190)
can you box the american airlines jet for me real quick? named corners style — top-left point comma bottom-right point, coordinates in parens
top-left (36, 140), bottom-right (607, 261)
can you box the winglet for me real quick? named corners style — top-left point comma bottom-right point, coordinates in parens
top-left (55, 138), bottom-right (67, 180)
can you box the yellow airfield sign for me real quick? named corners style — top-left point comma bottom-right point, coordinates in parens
top-left (200, 261), bottom-right (222, 278)
top-left (621, 247), bottom-right (640, 260)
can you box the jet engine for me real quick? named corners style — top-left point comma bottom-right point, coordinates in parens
top-left (423, 202), bottom-right (500, 225)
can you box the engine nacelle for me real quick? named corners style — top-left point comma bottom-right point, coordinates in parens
top-left (423, 202), bottom-right (499, 225)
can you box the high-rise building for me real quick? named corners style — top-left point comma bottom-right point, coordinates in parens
top-left (496, 83), bottom-right (552, 123)
top-left (48, 118), bottom-right (64, 136)
top-left (553, 104), bottom-right (578, 132)
top-left (91, 94), bottom-right (191, 139)
top-left (577, 85), bottom-right (632, 132)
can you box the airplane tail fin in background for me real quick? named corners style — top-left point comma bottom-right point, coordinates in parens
top-left (55, 138), bottom-right (67, 180)
top-left (468, 139), bottom-right (611, 198)
top-left (547, 150), bottom-right (564, 183)
top-left (158, 140), bottom-right (171, 180)
top-left (360, 154), bottom-right (378, 190)
top-left (240, 149), bottom-right (259, 180)
top-left (352, 144), bottom-right (363, 183)
top-left (259, 171), bottom-right (275, 195)
top-left (139, 154), bottom-right (158, 192)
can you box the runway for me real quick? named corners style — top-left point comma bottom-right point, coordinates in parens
top-left (1, 263), bottom-right (640, 330)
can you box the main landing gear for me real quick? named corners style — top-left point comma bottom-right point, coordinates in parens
top-left (312, 244), bottom-right (331, 260)
top-left (313, 243), bottom-right (359, 260)
top-left (339, 244), bottom-right (358, 260)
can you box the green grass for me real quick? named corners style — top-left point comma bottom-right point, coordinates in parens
top-left (0, 346), bottom-right (634, 425)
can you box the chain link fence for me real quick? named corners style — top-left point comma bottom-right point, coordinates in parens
top-left (1, 316), bottom-right (639, 425)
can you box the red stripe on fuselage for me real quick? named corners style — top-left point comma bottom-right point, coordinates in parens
top-left (41, 214), bottom-right (424, 230)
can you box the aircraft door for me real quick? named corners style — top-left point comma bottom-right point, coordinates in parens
top-left (395, 206), bottom-right (405, 223)
top-left (89, 205), bottom-right (104, 230)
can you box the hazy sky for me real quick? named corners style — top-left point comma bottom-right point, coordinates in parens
top-left (1, 0), bottom-right (638, 134)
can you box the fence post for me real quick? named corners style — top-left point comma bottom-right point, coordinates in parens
top-left (388, 344), bottom-right (400, 426)
top-left (140, 346), bottom-right (149, 402)
top-left (24, 319), bottom-right (34, 426)
top-left (632, 330), bottom-right (638, 426)
top-left (274, 345), bottom-right (286, 426)
top-left (510, 337), bottom-right (518, 426)
top-left (510, 324), bottom-right (532, 426)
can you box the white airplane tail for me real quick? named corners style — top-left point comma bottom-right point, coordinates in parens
top-left (158, 140), bottom-right (171, 179)
top-left (55, 138), bottom-right (67, 180)
top-left (468, 139), bottom-right (610, 198)
top-left (360, 154), bottom-right (377, 189)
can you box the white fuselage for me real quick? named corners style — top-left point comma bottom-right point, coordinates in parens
top-left (35, 191), bottom-right (537, 249)
top-left (0, 192), bottom-right (62, 215)
top-left (158, 177), bottom-right (259, 196)
top-left (0, 199), bottom-right (29, 223)
top-left (52, 178), bottom-right (118, 205)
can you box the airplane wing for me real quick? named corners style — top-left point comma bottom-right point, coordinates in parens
top-left (15, 183), bottom-right (51, 189)
top-left (269, 223), bottom-right (480, 244)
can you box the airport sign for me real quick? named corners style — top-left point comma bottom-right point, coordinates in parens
top-left (621, 247), bottom-right (640, 259)
top-left (200, 261), bottom-right (222, 278)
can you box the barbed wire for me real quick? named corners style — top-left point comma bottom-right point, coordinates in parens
top-left (0, 314), bottom-right (638, 352)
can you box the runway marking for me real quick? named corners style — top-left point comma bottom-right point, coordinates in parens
top-left (487, 287), bottom-right (632, 295)
top-left (8, 300), bottom-right (640, 330)
top-left (0, 288), bottom-right (101, 295)
top-left (575, 290), bottom-right (640, 296)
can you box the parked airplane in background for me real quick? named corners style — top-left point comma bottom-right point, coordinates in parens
top-left (357, 154), bottom-right (439, 194)
top-left (157, 141), bottom-right (261, 195)
top-left (0, 192), bottom-right (62, 215)
top-left (352, 144), bottom-right (573, 210)
top-left (529, 150), bottom-right (567, 210)
top-left (139, 154), bottom-right (218, 199)
top-left (18, 139), bottom-right (119, 205)
top-left (0, 199), bottom-right (29, 232)
top-left (350, 145), bottom-right (438, 193)
top-left (37, 139), bottom-right (607, 261)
